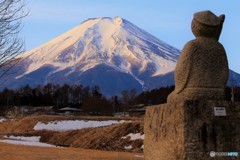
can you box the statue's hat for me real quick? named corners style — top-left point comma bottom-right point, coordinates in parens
top-left (194, 10), bottom-right (221, 27)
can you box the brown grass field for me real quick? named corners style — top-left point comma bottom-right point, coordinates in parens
top-left (0, 115), bottom-right (144, 160)
top-left (0, 142), bottom-right (144, 160)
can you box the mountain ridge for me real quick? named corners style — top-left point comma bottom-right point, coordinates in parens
top-left (1, 17), bottom-right (239, 96)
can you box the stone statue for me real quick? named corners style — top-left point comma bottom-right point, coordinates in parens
top-left (168, 10), bottom-right (229, 102)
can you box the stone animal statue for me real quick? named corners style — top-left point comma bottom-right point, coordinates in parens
top-left (168, 10), bottom-right (229, 102)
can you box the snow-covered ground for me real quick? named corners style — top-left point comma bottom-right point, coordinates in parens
top-left (122, 133), bottom-right (144, 151)
top-left (34, 120), bottom-right (127, 131)
top-left (135, 154), bottom-right (144, 158)
top-left (0, 139), bottom-right (55, 147)
top-left (0, 118), bottom-right (6, 123)
top-left (125, 145), bottom-right (133, 150)
top-left (122, 133), bottom-right (145, 140)
top-left (0, 118), bottom-right (16, 123)
top-left (4, 135), bottom-right (41, 142)
top-left (0, 136), bottom-right (54, 147)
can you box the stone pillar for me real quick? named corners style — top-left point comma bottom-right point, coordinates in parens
top-left (144, 10), bottom-right (239, 160)
top-left (144, 100), bottom-right (240, 160)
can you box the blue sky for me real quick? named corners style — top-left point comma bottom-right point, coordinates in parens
top-left (22, 0), bottom-right (240, 73)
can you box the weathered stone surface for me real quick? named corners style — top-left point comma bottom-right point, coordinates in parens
top-left (167, 10), bottom-right (228, 103)
top-left (144, 103), bottom-right (185, 160)
top-left (144, 101), bottom-right (240, 160)
top-left (144, 10), bottom-right (239, 160)
top-left (193, 10), bottom-right (221, 27)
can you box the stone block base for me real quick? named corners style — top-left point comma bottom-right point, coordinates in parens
top-left (144, 100), bottom-right (240, 160)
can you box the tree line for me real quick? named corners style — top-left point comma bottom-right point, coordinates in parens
top-left (0, 84), bottom-right (111, 115)
top-left (0, 84), bottom-right (239, 116)
top-left (0, 84), bottom-right (175, 115)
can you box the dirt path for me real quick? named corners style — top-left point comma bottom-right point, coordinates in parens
top-left (0, 142), bottom-right (144, 160)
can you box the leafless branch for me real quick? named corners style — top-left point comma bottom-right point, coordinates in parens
top-left (0, 0), bottom-right (28, 84)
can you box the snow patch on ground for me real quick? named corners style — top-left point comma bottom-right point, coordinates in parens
top-left (122, 133), bottom-right (145, 140)
top-left (4, 135), bottom-right (41, 142)
top-left (135, 154), bottom-right (144, 158)
top-left (0, 118), bottom-right (6, 123)
top-left (34, 120), bottom-right (127, 131)
top-left (1, 135), bottom-right (56, 147)
top-left (124, 145), bottom-right (133, 150)
top-left (0, 139), bottom-right (55, 147)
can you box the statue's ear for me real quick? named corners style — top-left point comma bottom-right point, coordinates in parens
top-left (219, 14), bottom-right (225, 24)
top-left (216, 14), bottom-right (225, 41)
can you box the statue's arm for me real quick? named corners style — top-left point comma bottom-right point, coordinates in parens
top-left (175, 41), bottom-right (196, 93)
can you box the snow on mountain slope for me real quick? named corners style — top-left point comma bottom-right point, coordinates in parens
top-left (1, 17), bottom-right (240, 96)
top-left (0, 16), bottom-right (181, 95)
top-left (16, 17), bottom-right (179, 85)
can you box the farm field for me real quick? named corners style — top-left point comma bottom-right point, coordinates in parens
top-left (0, 115), bottom-right (144, 160)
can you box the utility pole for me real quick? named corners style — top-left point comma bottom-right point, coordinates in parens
top-left (230, 78), bottom-right (235, 102)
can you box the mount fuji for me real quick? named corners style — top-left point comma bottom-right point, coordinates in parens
top-left (1, 17), bottom-right (239, 96)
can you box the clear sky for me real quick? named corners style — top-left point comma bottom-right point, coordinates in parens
top-left (21, 0), bottom-right (240, 73)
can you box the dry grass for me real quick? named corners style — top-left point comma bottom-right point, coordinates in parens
top-left (0, 142), bottom-right (144, 160)
top-left (0, 115), bottom-right (144, 159)
top-left (38, 121), bottom-right (143, 152)
top-left (0, 115), bottom-right (142, 134)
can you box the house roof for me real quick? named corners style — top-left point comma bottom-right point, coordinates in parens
top-left (58, 107), bottom-right (82, 111)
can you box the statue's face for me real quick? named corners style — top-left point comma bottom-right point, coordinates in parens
top-left (191, 19), bottom-right (218, 40)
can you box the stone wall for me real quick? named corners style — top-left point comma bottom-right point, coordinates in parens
top-left (144, 100), bottom-right (240, 160)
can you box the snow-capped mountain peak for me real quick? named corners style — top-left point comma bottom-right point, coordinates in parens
top-left (18, 17), bottom-right (179, 79)
top-left (4, 17), bottom-right (182, 95)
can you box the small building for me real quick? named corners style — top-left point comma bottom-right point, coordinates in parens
top-left (128, 104), bottom-right (148, 117)
top-left (58, 107), bottom-right (82, 116)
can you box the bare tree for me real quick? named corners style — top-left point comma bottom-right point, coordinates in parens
top-left (0, 0), bottom-right (27, 83)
